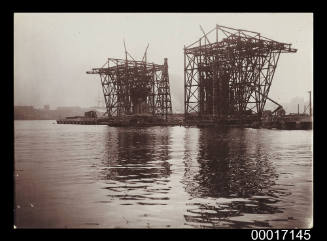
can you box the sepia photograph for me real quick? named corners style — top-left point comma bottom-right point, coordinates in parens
top-left (14, 12), bottom-right (313, 229)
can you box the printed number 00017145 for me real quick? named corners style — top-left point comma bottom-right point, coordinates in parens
top-left (251, 230), bottom-right (311, 240)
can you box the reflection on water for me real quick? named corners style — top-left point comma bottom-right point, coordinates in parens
top-left (100, 128), bottom-right (171, 206)
top-left (182, 128), bottom-right (285, 228)
top-left (14, 121), bottom-right (312, 228)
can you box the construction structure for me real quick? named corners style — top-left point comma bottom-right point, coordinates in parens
top-left (303, 91), bottom-right (312, 116)
top-left (87, 43), bottom-right (172, 124)
top-left (184, 24), bottom-right (297, 124)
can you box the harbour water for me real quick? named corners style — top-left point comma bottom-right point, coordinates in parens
top-left (14, 120), bottom-right (313, 228)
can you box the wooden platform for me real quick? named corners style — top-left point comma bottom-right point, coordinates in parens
top-left (56, 117), bottom-right (108, 125)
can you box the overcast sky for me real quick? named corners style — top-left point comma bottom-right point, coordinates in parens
top-left (14, 13), bottom-right (313, 111)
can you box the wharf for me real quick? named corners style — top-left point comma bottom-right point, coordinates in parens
top-left (57, 113), bottom-right (183, 127)
top-left (57, 113), bottom-right (312, 130)
top-left (107, 114), bottom-right (182, 127)
top-left (56, 116), bottom-right (108, 125)
top-left (261, 115), bottom-right (312, 130)
top-left (184, 115), bottom-right (312, 130)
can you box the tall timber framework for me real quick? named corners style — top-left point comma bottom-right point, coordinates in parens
top-left (184, 24), bottom-right (297, 122)
top-left (87, 43), bottom-right (172, 121)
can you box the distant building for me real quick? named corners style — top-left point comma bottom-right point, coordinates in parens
top-left (15, 106), bottom-right (34, 112)
top-left (84, 110), bottom-right (97, 118)
top-left (55, 106), bottom-right (84, 119)
top-left (14, 105), bottom-right (102, 120)
top-left (14, 106), bottom-right (38, 119)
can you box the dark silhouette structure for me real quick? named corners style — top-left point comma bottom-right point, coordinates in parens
top-left (87, 43), bottom-right (172, 121)
top-left (184, 25), bottom-right (297, 122)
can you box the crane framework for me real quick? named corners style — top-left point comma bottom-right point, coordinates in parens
top-left (87, 47), bottom-right (172, 120)
top-left (184, 25), bottom-right (297, 121)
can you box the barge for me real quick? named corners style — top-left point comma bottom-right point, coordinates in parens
top-left (56, 110), bottom-right (108, 125)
